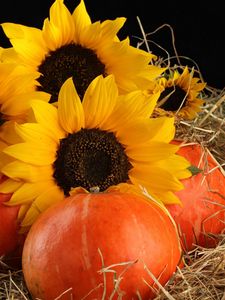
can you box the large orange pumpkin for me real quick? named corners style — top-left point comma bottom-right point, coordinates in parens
top-left (22, 192), bottom-right (181, 300)
top-left (167, 141), bottom-right (225, 251)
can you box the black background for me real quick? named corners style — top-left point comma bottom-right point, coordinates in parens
top-left (0, 0), bottom-right (224, 89)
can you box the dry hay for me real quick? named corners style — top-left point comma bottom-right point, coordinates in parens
top-left (0, 265), bottom-right (30, 300)
top-left (155, 237), bottom-right (225, 300)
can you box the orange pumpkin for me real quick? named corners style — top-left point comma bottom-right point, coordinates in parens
top-left (22, 192), bottom-right (181, 300)
top-left (167, 141), bottom-right (225, 251)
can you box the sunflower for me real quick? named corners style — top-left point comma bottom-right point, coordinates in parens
top-left (0, 47), bottom-right (49, 171)
top-left (0, 75), bottom-right (191, 230)
top-left (154, 66), bottom-right (206, 120)
top-left (1, 0), bottom-right (164, 104)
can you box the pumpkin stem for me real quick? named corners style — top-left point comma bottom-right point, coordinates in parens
top-left (90, 186), bottom-right (100, 193)
top-left (188, 165), bottom-right (203, 176)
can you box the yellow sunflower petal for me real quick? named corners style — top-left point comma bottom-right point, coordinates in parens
top-left (0, 63), bottom-right (16, 96)
top-left (69, 187), bottom-right (89, 196)
top-left (3, 143), bottom-right (56, 166)
top-left (2, 91), bottom-right (50, 116)
top-left (1, 23), bottom-right (46, 66)
top-left (0, 178), bottom-right (23, 194)
top-left (8, 181), bottom-right (54, 205)
top-left (0, 140), bottom-right (7, 151)
top-left (0, 151), bottom-right (14, 170)
top-left (116, 118), bottom-right (159, 145)
top-left (153, 154), bottom-right (192, 179)
top-left (18, 204), bottom-right (30, 222)
top-left (147, 117), bottom-right (175, 142)
top-left (100, 18), bottom-right (126, 40)
top-left (42, 0), bottom-right (75, 50)
top-left (194, 82), bottom-right (206, 91)
top-left (72, 0), bottom-right (91, 42)
top-left (107, 183), bottom-right (173, 215)
top-left (153, 190), bottom-right (181, 205)
top-left (30, 100), bottom-right (65, 139)
top-left (1, 23), bottom-right (43, 44)
top-left (35, 185), bottom-right (64, 212)
top-left (103, 73), bottom-right (119, 100)
top-left (0, 121), bottom-right (22, 145)
top-left (135, 65), bottom-right (166, 90)
top-left (80, 18), bottom-right (126, 48)
top-left (119, 90), bottom-right (158, 119)
top-left (0, 47), bottom-right (17, 62)
top-left (107, 182), bottom-right (145, 198)
top-left (58, 77), bottom-right (84, 133)
top-left (21, 185), bottom-right (64, 228)
top-left (102, 90), bottom-right (158, 131)
top-left (80, 21), bottom-right (103, 48)
top-left (20, 207), bottom-right (40, 230)
top-left (130, 166), bottom-right (183, 192)
top-left (6, 39), bottom-right (44, 67)
top-left (83, 75), bottom-right (117, 128)
top-left (126, 142), bottom-right (179, 162)
top-left (116, 116), bottom-right (174, 146)
top-left (2, 161), bottom-right (53, 183)
top-left (14, 123), bottom-right (57, 147)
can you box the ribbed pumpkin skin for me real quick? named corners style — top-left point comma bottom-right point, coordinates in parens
top-left (22, 192), bottom-right (181, 300)
top-left (167, 141), bottom-right (225, 251)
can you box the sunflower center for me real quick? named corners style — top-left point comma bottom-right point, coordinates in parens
top-left (37, 44), bottom-right (107, 103)
top-left (158, 86), bottom-right (187, 111)
top-left (53, 128), bottom-right (132, 195)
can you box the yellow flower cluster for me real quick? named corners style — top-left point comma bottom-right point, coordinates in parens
top-left (0, 0), bottom-right (206, 230)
